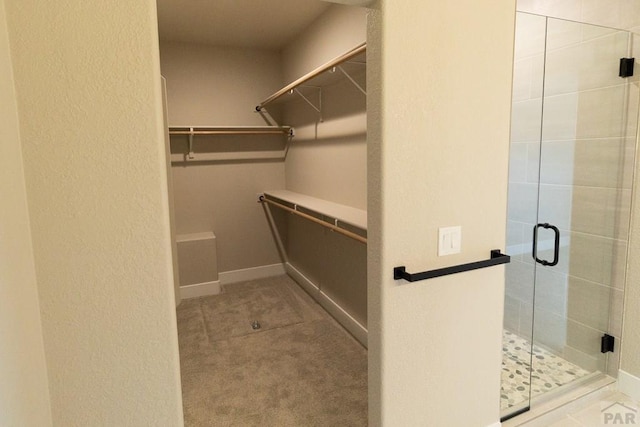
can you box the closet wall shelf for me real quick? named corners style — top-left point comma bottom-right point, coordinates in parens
top-left (259, 190), bottom-right (367, 244)
top-left (255, 42), bottom-right (366, 112)
top-left (168, 126), bottom-right (293, 163)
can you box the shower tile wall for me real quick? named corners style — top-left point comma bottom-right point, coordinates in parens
top-left (517, 0), bottom-right (640, 33)
top-left (506, 14), bottom-right (639, 376)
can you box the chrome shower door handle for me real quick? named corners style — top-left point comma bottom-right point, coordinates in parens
top-left (532, 223), bottom-right (560, 267)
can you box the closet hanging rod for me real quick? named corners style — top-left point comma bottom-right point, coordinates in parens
top-left (169, 126), bottom-right (293, 136)
top-left (256, 42), bottom-right (366, 111)
top-left (259, 196), bottom-right (367, 244)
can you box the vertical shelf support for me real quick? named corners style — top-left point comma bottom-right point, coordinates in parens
top-left (188, 127), bottom-right (195, 160)
top-left (293, 87), bottom-right (323, 122)
top-left (336, 65), bottom-right (367, 96)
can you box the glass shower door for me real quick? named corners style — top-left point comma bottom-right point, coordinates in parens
top-left (502, 12), bottom-right (546, 417)
top-left (532, 16), bottom-right (637, 396)
top-left (502, 13), bottom-right (639, 420)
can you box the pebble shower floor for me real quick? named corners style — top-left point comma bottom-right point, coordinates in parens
top-left (501, 330), bottom-right (591, 410)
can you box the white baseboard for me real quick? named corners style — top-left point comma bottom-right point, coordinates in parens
top-left (285, 262), bottom-right (367, 348)
top-left (285, 262), bottom-right (319, 295)
top-left (219, 263), bottom-right (285, 286)
top-left (318, 289), bottom-right (368, 348)
top-left (618, 370), bottom-right (640, 401)
top-left (180, 280), bottom-right (221, 299)
top-left (486, 422), bottom-right (501, 427)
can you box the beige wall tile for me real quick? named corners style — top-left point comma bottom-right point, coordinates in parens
top-left (538, 184), bottom-right (572, 230)
top-left (626, 84), bottom-right (640, 138)
top-left (563, 344), bottom-right (601, 372)
top-left (620, 0), bottom-right (640, 31)
top-left (570, 187), bottom-right (631, 238)
top-left (567, 277), bottom-right (611, 331)
top-left (535, 267), bottom-right (570, 316)
top-left (609, 289), bottom-right (624, 338)
top-left (518, 0), bottom-right (583, 23)
top-left (540, 138), bottom-right (633, 188)
top-left (519, 0), bottom-right (640, 32)
top-left (534, 306), bottom-right (568, 352)
top-left (566, 318), bottom-right (605, 357)
top-left (581, 23), bottom-right (619, 42)
top-left (581, 0), bottom-right (622, 30)
top-left (509, 142), bottom-right (529, 183)
top-left (513, 58), bottom-right (535, 103)
top-left (567, 233), bottom-right (626, 286)
top-left (519, 301), bottom-right (534, 341)
top-left (546, 17), bottom-right (583, 51)
top-left (541, 93), bottom-right (580, 141)
top-left (507, 220), bottom-right (526, 261)
top-left (504, 294), bottom-right (522, 333)
top-left (515, 12), bottom-right (547, 59)
top-left (508, 182), bottom-right (540, 223)
top-left (543, 86), bottom-right (628, 141)
top-left (512, 98), bottom-right (544, 142)
top-left (606, 343), bottom-right (621, 377)
top-left (544, 30), bottom-right (627, 97)
top-left (526, 142), bottom-right (541, 183)
top-left (575, 85), bottom-right (628, 139)
top-left (506, 260), bottom-right (536, 302)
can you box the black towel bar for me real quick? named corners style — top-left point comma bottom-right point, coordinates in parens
top-left (393, 250), bottom-right (510, 283)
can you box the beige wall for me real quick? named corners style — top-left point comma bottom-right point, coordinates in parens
top-left (4, 0), bottom-right (184, 425)
top-left (283, 4), bottom-right (368, 210)
top-left (368, 0), bottom-right (516, 425)
top-left (0, 1), bottom-right (52, 425)
top-left (160, 42), bottom-right (283, 126)
top-left (160, 42), bottom-right (286, 273)
top-left (282, 4), bottom-right (367, 82)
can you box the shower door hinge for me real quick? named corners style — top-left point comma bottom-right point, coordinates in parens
top-left (601, 334), bottom-right (615, 353)
top-left (619, 58), bottom-right (635, 78)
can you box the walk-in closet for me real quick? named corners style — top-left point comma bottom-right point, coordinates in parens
top-left (156, 1), bottom-right (368, 424)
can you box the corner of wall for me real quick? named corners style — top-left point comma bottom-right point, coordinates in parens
top-left (0, 0), bottom-right (52, 424)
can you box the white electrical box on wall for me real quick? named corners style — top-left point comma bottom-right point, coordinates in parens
top-left (438, 226), bottom-right (461, 256)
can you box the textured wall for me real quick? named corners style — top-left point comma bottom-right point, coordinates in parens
top-left (282, 4), bottom-right (367, 82)
top-left (0, 1), bottom-right (52, 425)
top-left (368, 0), bottom-right (516, 425)
top-left (160, 42), bottom-right (286, 273)
top-left (4, 0), bottom-right (184, 425)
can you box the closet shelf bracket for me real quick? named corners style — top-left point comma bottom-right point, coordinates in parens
top-left (294, 87), bottom-right (323, 122)
top-left (188, 127), bottom-right (195, 159)
top-left (335, 66), bottom-right (366, 96)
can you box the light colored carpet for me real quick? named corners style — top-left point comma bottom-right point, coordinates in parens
top-left (177, 275), bottom-right (368, 426)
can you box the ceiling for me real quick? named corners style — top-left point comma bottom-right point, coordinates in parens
top-left (156, 0), bottom-right (333, 49)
